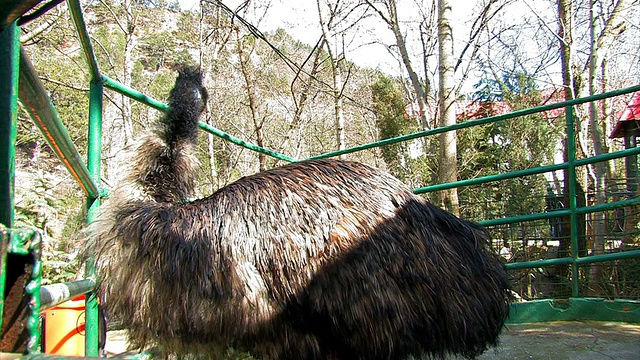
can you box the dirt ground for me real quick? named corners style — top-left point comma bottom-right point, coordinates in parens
top-left (474, 321), bottom-right (640, 360)
top-left (105, 321), bottom-right (640, 359)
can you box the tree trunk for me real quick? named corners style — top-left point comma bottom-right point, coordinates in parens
top-left (121, 0), bottom-right (136, 145)
top-left (556, 0), bottom-right (575, 283)
top-left (334, 59), bottom-right (346, 155)
top-left (387, 0), bottom-right (429, 130)
top-left (282, 46), bottom-right (322, 157)
top-left (362, 0), bottom-right (429, 129)
top-left (587, 0), bottom-right (607, 296)
top-left (316, 0), bottom-right (347, 156)
top-left (200, 6), bottom-right (218, 192)
top-left (437, 0), bottom-right (459, 216)
top-left (237, 33), bottom-right (266, 171)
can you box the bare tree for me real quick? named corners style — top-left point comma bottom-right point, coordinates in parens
top-left (235, 29), bottom-right (267, 171)
top-left (281, 44), bottom-right (323, 156)
top-left (316, 0), bottom-right (369, 155)
top-left (363, 0), bottom-right (429, 130)
top-left (99, 0), bottom-right (140, 144)
top-left (583, 0), bottom-right (629, 294)
top-left (317, 0), bottom-right (347, 155)
top-left (200, 0), bottom-right (236, 190)
top-left (555, 0), bottom-right (632, 295)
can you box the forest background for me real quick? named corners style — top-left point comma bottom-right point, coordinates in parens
top-left (14, 0), bottom-right (640, 299)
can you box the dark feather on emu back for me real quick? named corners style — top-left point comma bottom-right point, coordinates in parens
top-left (88, 66), bottom-right (510, 360)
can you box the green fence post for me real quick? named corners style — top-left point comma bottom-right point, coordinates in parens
top-left (0, 20), bottom-right (21, 337)
top-left (565, 105), bottom-right (580, 297)
top-left (84, 78), bottom-right (103, 357)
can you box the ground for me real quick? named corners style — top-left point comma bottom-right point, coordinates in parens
top-left (474, 321), bottom-right (640, 360)
top-left (105, 321), bottom-right (640, 359)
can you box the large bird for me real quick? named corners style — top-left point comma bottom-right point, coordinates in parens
top-left (87, 66), bottom-right (510, 360)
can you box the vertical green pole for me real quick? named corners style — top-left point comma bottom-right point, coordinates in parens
top-left (565, 105), bottom-right (580, 297)
top-left (624, 135), bottom-right (638, 194)
top-left (0, 22), bottom-right (20, 332)
top-left (85, 79), bottom-right (103, 356)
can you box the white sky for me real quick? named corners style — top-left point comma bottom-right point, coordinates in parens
top-left (178, 1), bottom-right (562, 93)
top-left (179, 0), bottom-right (397, 72)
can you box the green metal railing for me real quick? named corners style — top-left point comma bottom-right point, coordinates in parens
top-left (0, 21), bottom-right (20, 334)
top-left (100, 74), bottom-right (296, 162)
top-left (0, 0), bottom-right (639, 356)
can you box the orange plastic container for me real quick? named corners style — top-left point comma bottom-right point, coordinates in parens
top-left (43, 295), bottom-right (86, 356)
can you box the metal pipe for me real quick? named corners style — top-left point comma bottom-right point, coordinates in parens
top-left (102, 74), bottom-right (296, 162)
top-left (0, 21), bottom-right (21, 334)
top-left (505, 249), bottom-right (640, 270)
top-left (478, 196), bottom-right (640, 228)
top-left (478, 210), bottom-right (572, 227)
top-left (18, 47), bottom-right (99, 199)
top-left (198, 122), bottom-right (296, 162)
top-left (67, 0), bottom-right (100, 81)
top-left (307, 84), bottom-right (640, 160)
top-left (23, 231), bottom-right (42, 353)
top-left (0, 0), bottom-right (44, 30)
top-left (575, 146), bottom-right (640, 167)
top-left (102, 74), bottom-right (168, 111)
top-left (505, 257), bottom-right (574, 270)
top-left (565, 105), bottom-right (580, 297)
top-left (17, 0), bottom-right (65, 26)
top-left (39, 278), bottom-right (96, 310)
top-left (574, 249), bottom-right (640, 265)
top-left (0, 23), bottom-right (19, 233)
top-left (414, 163), bottom-right (569, 194)
top-left (414, 146), bottom-right (640, 194)
top-left (84, 79), bottom-right (103, 357)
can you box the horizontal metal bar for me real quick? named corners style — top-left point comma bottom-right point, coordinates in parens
top-left (506, 250), bottom-right (640, 270)
top-left (478, 209), bottom-right (572, 227)
top-left (574, 250), bottom-right (640, 265)
top-left (505, 257), bottom-right (574, 270)
top-left (102, 74), bottom-right (168, 111)
top-left (308, 84), bottom-right (640, 160)
top-left (103, 75), bottom-right (296, 162)
top-left (575, 196), bottom-right (640, 214)
top-left (478, 196), bottom-right (640, 227)
top-left (415, 145), bottom-right (640, 194)
top-left (414, 163), bottom-right (568, 194)
top-left (575, 146), bottom-right (640, 167)
top-left (39, 278), bottom-right (96, 310)
top-left (19, 47), bottom-right (99, 199)
top-left (198, 122), bottom-right (296, 162)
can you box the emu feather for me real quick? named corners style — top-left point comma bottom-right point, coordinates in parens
top-left (87, 66), bottom-right (510, 360)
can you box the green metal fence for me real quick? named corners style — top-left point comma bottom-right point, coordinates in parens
top-left (1, 0), bottom-right (639, 356)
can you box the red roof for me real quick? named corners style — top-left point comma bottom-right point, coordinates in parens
top-left (404, 88), bottom-right (637, 135)
top-left (610, 92), bottom-right (640, 138)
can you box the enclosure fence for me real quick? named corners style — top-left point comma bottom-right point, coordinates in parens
top-left (1, 0), bottom-right (639, 357)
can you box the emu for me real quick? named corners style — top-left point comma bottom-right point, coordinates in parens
top-left (87, 66), bottom-right (510, 360)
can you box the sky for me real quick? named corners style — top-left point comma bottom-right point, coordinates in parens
top-left (176, 1), bottom-right (563, 93)
top-left (178, 0), bottom-right (398, 73)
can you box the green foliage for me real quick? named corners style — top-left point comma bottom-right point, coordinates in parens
top-left (370, 74), bottom-right (419, 181)
top-left (459, 72), bottom-right (563, 231)
top-left (14, 167), bottom-right (85, 284)
top-left (139, 31), bottom-right (195, 71)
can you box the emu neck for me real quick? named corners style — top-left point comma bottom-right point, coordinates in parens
top-left (131, 135), bottom-right (198, 203)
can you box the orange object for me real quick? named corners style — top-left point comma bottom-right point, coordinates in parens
top-left (43, 295), bottom-right (86, 356)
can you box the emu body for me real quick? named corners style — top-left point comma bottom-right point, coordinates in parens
top-left (88, 67), bottom-right (510, 360)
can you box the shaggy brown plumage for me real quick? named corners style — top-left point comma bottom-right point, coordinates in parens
top-left (87, 66), bottom-right (510, 360)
